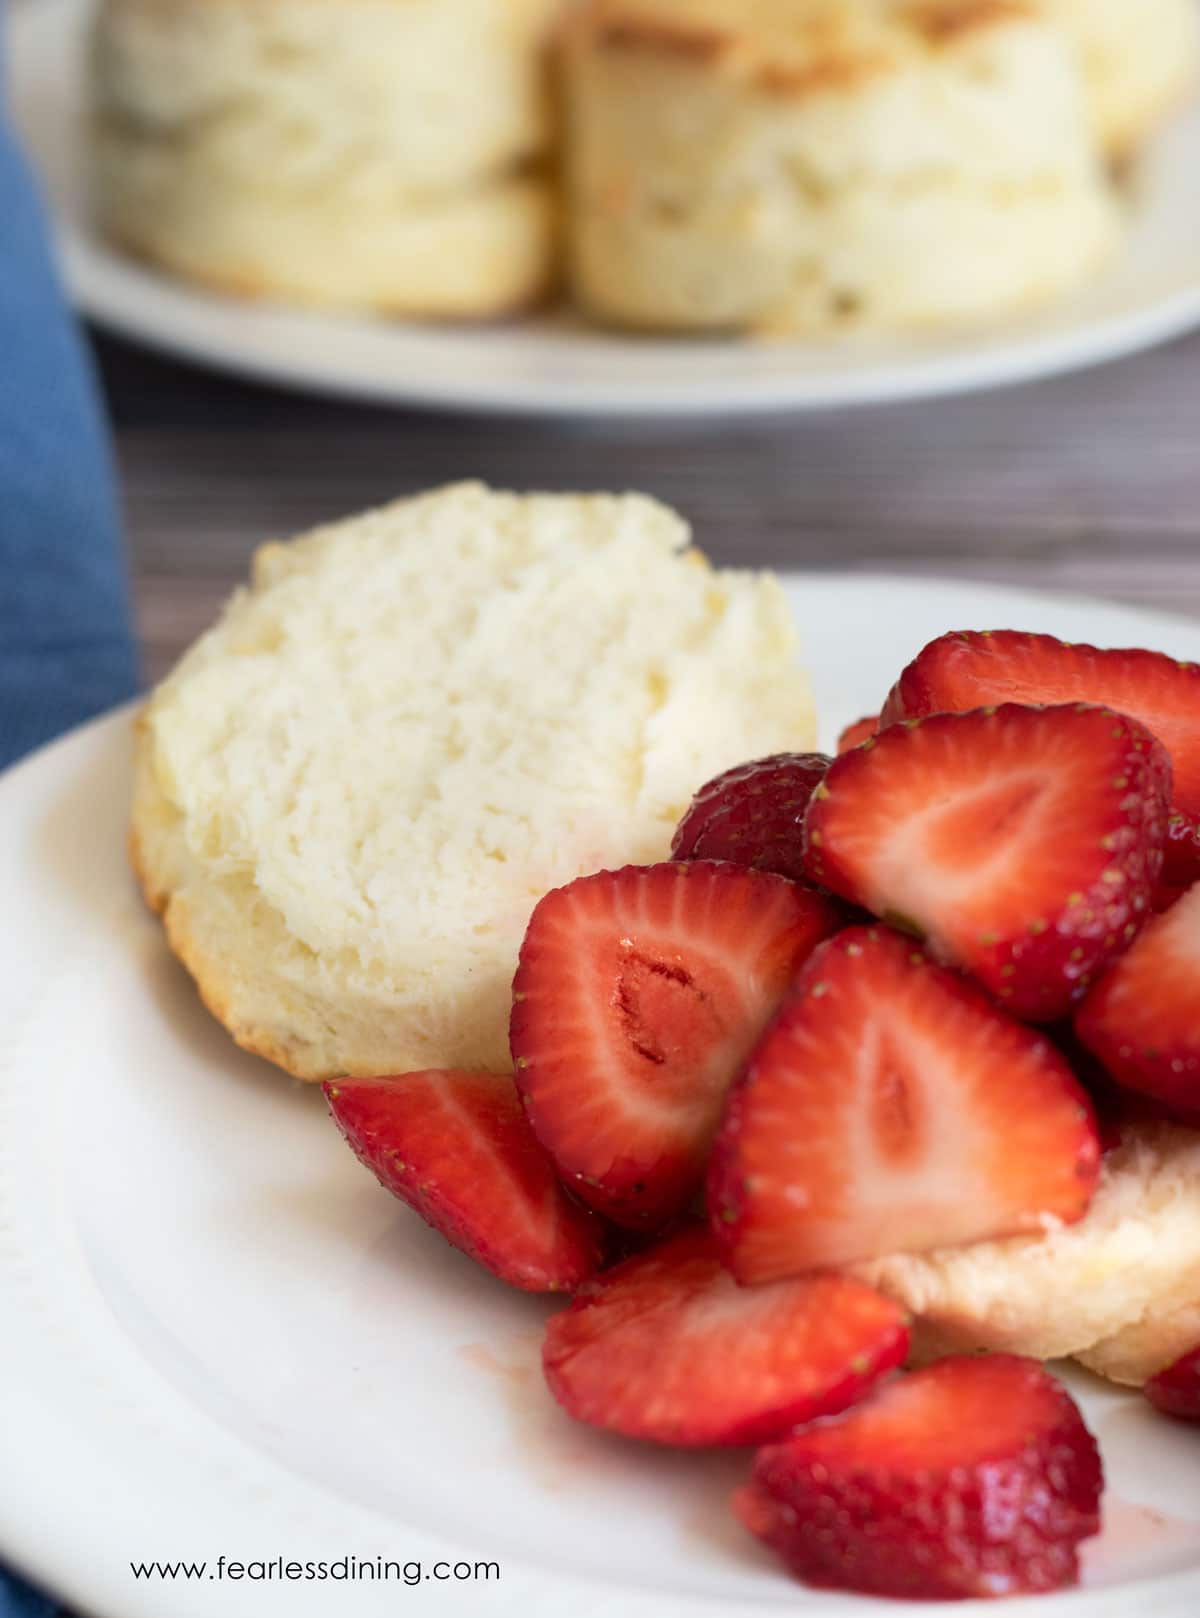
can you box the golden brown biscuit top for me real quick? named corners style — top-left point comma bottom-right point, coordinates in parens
top-left (98, 0), bottom-right (558, 18)
top-left (568, 0), bottom-right (1039, 94)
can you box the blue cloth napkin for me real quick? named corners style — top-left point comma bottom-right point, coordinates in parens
top-left (0, 28), bottom-right (139, 776)
top-left (1, 20), bottom-right (139, 1616)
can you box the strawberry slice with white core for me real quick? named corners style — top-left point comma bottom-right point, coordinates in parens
top-left (510, 862), bottom-right (842, 1229)
top-left (323, 1070), bottom-right (606, 1293)
top-left (881, 629), bottom-right (1200, 883)
top-left (804, 703), bottom-right (1171, 1022)
top-left (1076, 880), bottom-right (1200, 1122)
top-left (542, 1225), bottom-right (909, 1447)
top-left (709, 927), bottom-right (1100, 1281)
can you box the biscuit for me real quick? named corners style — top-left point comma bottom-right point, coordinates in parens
top-left (855, 1121), bottom-right (1200, 1387)
top-left (89, 0), bottom-right (560, 316)
top-left (1047, 0), bottom-right (1200, 156)
top-left (131, 483), bottom-right (817, 1082)
top-left (562, 0), bottom-right (1121, 334)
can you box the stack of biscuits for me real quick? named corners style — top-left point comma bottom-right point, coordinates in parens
top-left (90, 0), bottom-right (562, 317)
top-left (90, 0), bottom-right (1199, 334)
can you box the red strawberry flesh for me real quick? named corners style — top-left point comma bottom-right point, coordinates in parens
top-left (1076, 880), bottom-right (1200, 1121)
top-left (542, 1225), bottom-right (909, 1447)
top-left (670, 753), bottom-right (831, 884)
top-left (1153, 879), bottom-right (1191, 914)
top-left (737, 1354), bottom-right (1104, 1600)
top-left (323, 1070), bottom-right (606, 1292)
top-left (882, 629), bottom-right (1200, 882)
top-left (804, 703), bottom-right (1171, 1021)
top-left (1165, 815), bottom-right (1200, 886)
top-left (709, 926), bottom-right (1100, 1281)
top-left (838, 715), bottom-right (878, 754)
top-left (510, 862), bottom-right (842, 1229)
top-left (1145, 1344), bottom-right (1200, 1422)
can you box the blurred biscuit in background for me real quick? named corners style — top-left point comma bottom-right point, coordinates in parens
top-left (1046, 0), bottom-right (1200, 157)
top-left (562, 0), bottom-right (1121, 336)
top-left (89, 0), bottom-right (561, 317)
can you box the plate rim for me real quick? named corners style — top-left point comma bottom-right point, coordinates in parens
top-left (11, 0), bottom-right (1200, 418)
top-left (57, 239), bottom-right (1200, 419)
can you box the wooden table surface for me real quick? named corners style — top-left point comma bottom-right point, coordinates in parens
top-left (92, 327), bottom-right (1200, 685)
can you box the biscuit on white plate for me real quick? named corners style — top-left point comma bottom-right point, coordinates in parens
top-left (89, 0), bottom-right (560, 316)
top-left (855, 1121), bottom-right (1200, 1388)
top-left (562, 0), bottom-right (1121, 335)
top-left (131, 483), bottom-right (816, 1082)
top-left (1046, 0), bottom-right (1200, 156)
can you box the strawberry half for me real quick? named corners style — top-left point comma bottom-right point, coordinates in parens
top-left (709, 927), bottom-right (1100, 1281)
top-left (1145, 1344), bottom-right (1200, 1422)
top-left (323, 1070), bottom-right (606, 1292)
top-left (542, 1225), bottom-right (909, 1447)
top-left (882, 629), bottom-right (1200, 883)
top-left (669, 753), bottom-right (831, 884)
top-left (1075, 881), bottom-right (1200, 1122)
top-left (837, 715), bottom-right (878, 754)
top-left (510, 862), bottom-right (842, 1229)
top-left (737, 1354), bottom-right (1104, 1600)
top-left (804, 703), bottom-right (1171, 1021)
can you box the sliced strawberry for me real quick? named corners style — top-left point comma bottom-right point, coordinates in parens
top-left (1046, 1023), bottom-right (1132, 1153)
top-left (709, 927), bottom-right (1099, 1281)
top-left (882, 629), bottom-right (1200, 883)
top-left (804, 703), bottom-right (1171, 1021)
top-left (737, 1354), bottom-right (1104, 1599)
top-left (510, 863), bottom-right (841, 1229)
top-left (323, 1070), bottom-right (606, 1293)
top-left (1145, 1344), bottom-right (1200, 1422)
top-left (669, 753), bottom-right (831, 884)
top-left (837, 715), bottom-right (878, 754)
top-left (542, 1225), bottom-right (909, 1447)
top-left (1153, 879), bottom-right (1192, 914)
top-left (1165, 815), bottom-right (1200, 885)
top-left (1075, 881), bottom-right (1200, 1122)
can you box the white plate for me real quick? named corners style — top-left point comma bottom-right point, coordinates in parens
top-left (10, 0), bottom-right (1200, 417)
top-left (2, 574), bottom-right (1199, 1618)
